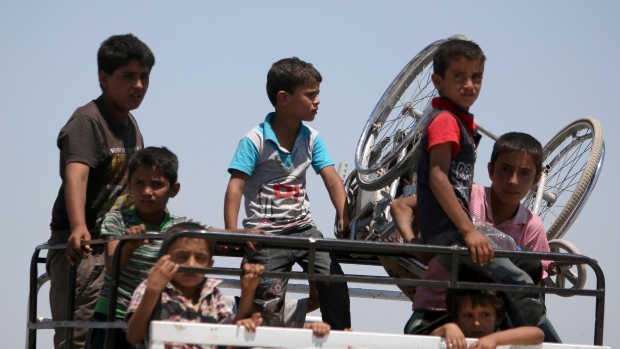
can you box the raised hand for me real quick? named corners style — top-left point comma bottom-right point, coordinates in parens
top-left (146, 255), bottom-right (178, 293)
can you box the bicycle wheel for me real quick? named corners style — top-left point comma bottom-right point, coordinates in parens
top-left (543, 239), bottom-right (587, 295)
top-left (355, 34), bottom-right (472, 191)
top-left (523, 118), bottom-right (604, 240)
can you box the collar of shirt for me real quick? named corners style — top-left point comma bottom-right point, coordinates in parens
top-left (484, 186), bottom-right (528, 226)
top-left (130, 208), bottom-right (171, 231)
top-left (263, 112), bottom-right (312, 154)
top-left (431, 97), bottom-right (478, 143)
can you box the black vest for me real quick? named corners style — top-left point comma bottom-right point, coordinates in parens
top-left (417, 108), bottom-right (476, 241)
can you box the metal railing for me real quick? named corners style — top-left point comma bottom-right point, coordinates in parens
top-left (26, 229), bottom-right (606, 348)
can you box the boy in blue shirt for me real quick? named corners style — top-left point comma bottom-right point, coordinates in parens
top-left (224, 57), bottom-right (351, 330)
top-left (416, 39), bottom-right (543, 327)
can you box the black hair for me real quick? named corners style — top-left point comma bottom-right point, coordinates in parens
top-left (97, 33), bottom-right (155, 75)
top-left (266, 57), bottom-right (322, 107)
top-left (490, 132), bottom-right (544, 173)
top-left (163, 222), bottom-right (215, 258)
top-left (128, 146), bottom-right (178, 185)
top-left (446, 289), bottom-right (507, 321)
top-left (433, 39), bottom-right (486, 78)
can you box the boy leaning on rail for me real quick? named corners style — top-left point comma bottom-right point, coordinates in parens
top-left (84, 147), bottom-right (209, 349)
top-left (46, 33), bottom-right (154, 349)
top-left (432, 288), bottom-right (544, 349)
top-left (393, 132), bottom-right (561, 342)
top-left (126, 224), bottom-right (265, 349)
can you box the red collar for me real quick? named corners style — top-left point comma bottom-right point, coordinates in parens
top-left (431, 97), bottom-right (477, 141)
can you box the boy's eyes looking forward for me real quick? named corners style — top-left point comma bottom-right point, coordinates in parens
top-left (131, 179), bottom-right (166, 190)
top-left (498, 165), bottom-right (533, 177)
top-left (122, 72), bottom-right (150, 84)
top-left (453, 72), bottom-right (483, 82)
top-left (170, 251), bottom-right (210, 265)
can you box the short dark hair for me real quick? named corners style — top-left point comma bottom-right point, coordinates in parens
top-left (97, 33), bottom-right (155, 75)
top-left (266, 57), bottom-right (322, 107)
top-left (490, 132), bottom-right (544, 173)
top-left (446, 289), bottom-right (507, 321)
top-left (164, 222), bottom-right (215, 257)
top-left (128, 146), bottom-right (178, 185)
top-left (433, 39), bottom-right (486, 78)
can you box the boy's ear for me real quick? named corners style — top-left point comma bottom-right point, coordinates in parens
top-left (169, 182), bottom-right (180, 198)
top-left (487, 162), bottom-right (494, 180)
top-left (208, 258), bottom-right (214, 268)
top-left (98, 70), bottom-right (109, 89)
top-left (431, 73), bottom-right (443, 93)
top-left (276, 90), bottom-right (289, 105)
top-left (495, 313), bottom-right (504, 327)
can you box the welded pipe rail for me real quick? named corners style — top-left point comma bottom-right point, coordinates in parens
top-left (27, 229), bottom-right (606, 348)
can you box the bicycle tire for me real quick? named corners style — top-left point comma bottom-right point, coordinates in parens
top-left (355, 36), bottom-right (472, 191)
top-left (544, 239), bottom-right (587, 295)
top-left (523, 118), bottom-right (604, 240)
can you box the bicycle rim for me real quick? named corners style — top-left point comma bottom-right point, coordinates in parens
top-left (355, 41), bottom-right (444, 182)
top-left (523, 118), bottom-right (604, 240)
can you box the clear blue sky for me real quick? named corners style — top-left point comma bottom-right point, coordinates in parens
top-left (1, 1), bottom-right (618, 348)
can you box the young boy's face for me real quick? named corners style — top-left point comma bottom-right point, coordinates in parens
top-left (279, 77), bottom-right (320, 122)
top-left (98, 59), bottom-right (151, 113)
top-left (432, 57), bottom-right (483, 111)
top-left (169, 238), bottom-right (213, 291)
top-left (488, 151), bottom-right (541, 208)
top-left (455, 297), bottom-right (502, 338)
top-left (128, 166), bottom-right (179, 220)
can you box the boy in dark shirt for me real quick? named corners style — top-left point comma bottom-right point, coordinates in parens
top-left (416, 39), bottom-right (543, 328)
top-left (46, 33), bottom-right (154, 349)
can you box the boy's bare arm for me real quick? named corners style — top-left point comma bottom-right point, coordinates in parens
top-left (126, 255), bottom-right (178, 345)
top-left (390, 195), bottom-right (418, 243)
top-left (224, 170), bottom-right (264, 252)
top-left (471, 326), bottom-right (544, 349)
top-left (224, 170), bottom-right (249, 230)
top-left (319, 166), bottom-right (350, 238)
top-left (429, 143), bottom-right (493, 265)
top-left (431, 323), bottom-right (467, 349)
top-left (235, 263), bottom-right (264, 321)
top-left (65, 162), bottom-right (92, 264)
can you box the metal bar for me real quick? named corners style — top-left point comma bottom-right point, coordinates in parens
top-left (476, 123), bottom-right (499, 141)
top-left (307, 237), bottom-right (316, 279)
top-left (28, 230), bottom-right (607, 346)
top-left (104, 239), bottom-right (124, 349)
top-left (148, 322), bottom-right (610, 349)
top-left (532, 165), bottom-right (548, 215)
top-left (65, 262), bottom-right (76, 347)
top-left (27, 249), bottom-right (41, 349)
top-left (590, 258), bottom-right (606, 346)
top-left (217, 279), bottom-right (410, 301)
top-left (29, 321), bottom-right (126, 330)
